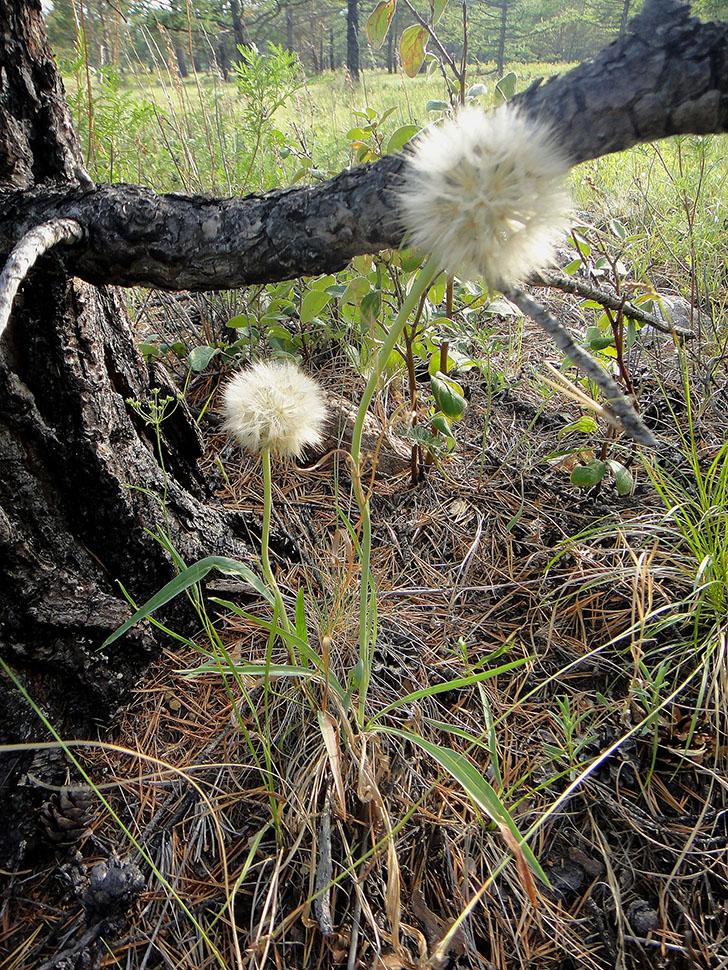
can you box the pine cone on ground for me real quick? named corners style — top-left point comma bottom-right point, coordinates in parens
top-left (39, 788), bottom-right (95, 847)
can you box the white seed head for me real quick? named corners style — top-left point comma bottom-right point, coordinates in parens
top-left (399, 104), bottom-right (571, 287)
top-left (223, 359), bottom-right (327, 458)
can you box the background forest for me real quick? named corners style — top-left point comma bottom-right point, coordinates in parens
top-left (43, 0), bottom-right (728, 79)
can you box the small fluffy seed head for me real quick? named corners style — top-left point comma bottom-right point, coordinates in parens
top-left (223, 359), bottom-right (327, 458)
top-left (399, 104), bottom-right (571, 287)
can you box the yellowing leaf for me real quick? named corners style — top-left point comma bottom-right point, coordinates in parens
top-left (366, 0), bottom-right (397, 48)
top-left (317, 711), bottom-right (346, 816)
top-left (400, 25), bottom-right (428, 77)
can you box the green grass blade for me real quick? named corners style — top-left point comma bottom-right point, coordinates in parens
top-left (367, 658), bottom-right (531, 725)
top-left (181, 660), bottom-right (346, 698)
top-left (208, 599), bottom-right (347, 696)
top-left (375, 726), bottom-right (549, 885)
top-left (103, 556), bottom-right (273, 648)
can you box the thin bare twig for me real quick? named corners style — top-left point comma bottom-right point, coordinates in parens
top-left (532, 268), bottom-right (692, 339)
top-left (502, 284), bottom-right (658, 447)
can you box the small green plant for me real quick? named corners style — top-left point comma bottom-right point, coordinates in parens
top-left (232, 43), bottom-right (303, 187)
top-left (547, 220), bottom-right (666, 495)
top-left (345, 104), bottom-right (419, 162)
top-left (126, 386), bottom-right (183, 544)
top-left (645, 406), bottom-right (728, 622)
top-left (63, 59), bottom-right (156, 183)
top-left (542, 695), bottom-right (599, 782)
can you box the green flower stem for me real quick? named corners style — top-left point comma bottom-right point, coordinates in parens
top-left (261, 446), bottom-right (292, 640)
top-left (350, 257), bottom-right (439, 465)
top-left (350, 256), bottom-right (439, 723)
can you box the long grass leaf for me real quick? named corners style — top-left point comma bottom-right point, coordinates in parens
top-left (367, 658), bottom-right (531, 725)
top-left (373, 726), bottom-right (548, 885)
top-left (103, 556), bottom-right (272, 648)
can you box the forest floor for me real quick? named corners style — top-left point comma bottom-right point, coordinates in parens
top-left (4, 282), bottom-right (728, 970)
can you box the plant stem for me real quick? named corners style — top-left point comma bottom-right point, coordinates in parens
top-left (351, 258), bottom-right (439, 465)
top-left (261, 446), bottom-right (292, 637)
top-left (350, 256), bottom-right (439, 723)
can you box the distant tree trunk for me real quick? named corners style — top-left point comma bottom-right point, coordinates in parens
top-left (387, 12), bottom-right (395, 72)
top-left (173, 41), bottom-right (188, 76)
top-left (284, 1), bottom-right (294, 52)
top-left (329, 26), bottom-right (335, 70)
top-left (229, 0), bottom-right (248, 51)
top-left (497, 0), bottom-right (508, 74)
top-left (619, 0), bottom-right (632, 36)
top-left (216, 41), bottom-right (229, 79)
top-left (113, 6), bottom-right (121, 65)
top-left (96, 0), bottom-right (110, 65)
top-left (347, 0), bottom-right (360, 79)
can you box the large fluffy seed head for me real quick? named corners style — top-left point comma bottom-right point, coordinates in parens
top-left (399, 104), bottom-right (571, 287)
top-left (223, 359), bottom-right (327, 458)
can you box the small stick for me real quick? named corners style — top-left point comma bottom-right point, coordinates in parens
top-left (0, 219), bottom-right (84, 339)
top-left (531, 268), bottom-right (691, 339)
top-left (314, 787), bottom-right (334, 937)
top-left (503, 284), bottom-right (658, 448)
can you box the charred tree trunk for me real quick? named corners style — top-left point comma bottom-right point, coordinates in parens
top-left (0, 2), bottom-right (250, 745)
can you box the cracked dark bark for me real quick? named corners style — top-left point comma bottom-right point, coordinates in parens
top-left (0, 1), bottom-right (253, 771)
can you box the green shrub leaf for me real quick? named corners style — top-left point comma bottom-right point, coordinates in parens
top-left (138, 343), bottom-right (162, 359)
top-left (360, 290), bottom-right (381, 326)
top-left (571, 459), bottom-right (607, 487)
top-left (386, 124), bottom-right (420, 153)
top-left (226, 313), bottom-right (254, 329)
top-left (558, 416), bottom-right (599, 436)
top-left (494, 71), bottom-right (517, 102)
top-left (430, 371), bottom-right (467, 420)
top-left (607, 460), bottom-right (633, 495)
top-left (300, 289), bottom-right (332, 323)
top-left (187, 345), bottom-right (219, 371)
top-left (433, 0), bottom-right (449, 23)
